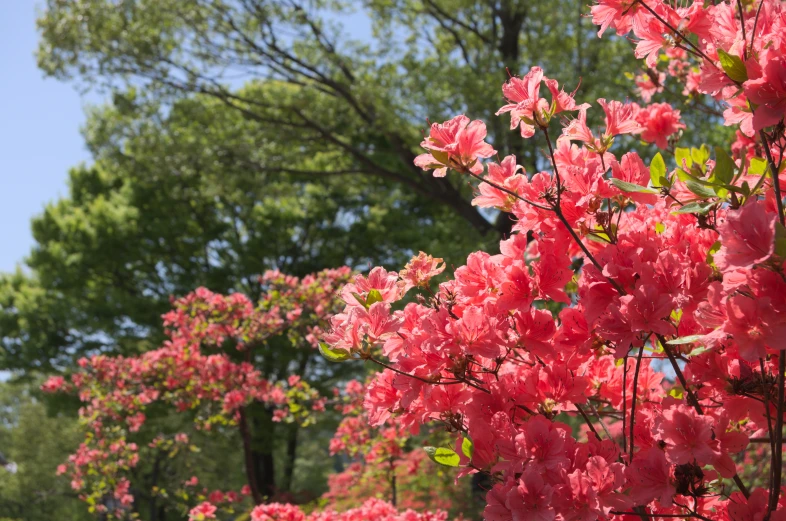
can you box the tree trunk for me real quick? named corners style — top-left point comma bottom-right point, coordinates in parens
top-left (281, 423), bottom-right (299, 493)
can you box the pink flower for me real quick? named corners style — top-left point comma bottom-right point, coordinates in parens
top-left (497, 67), bottom-right (586, 138)
top-left (250, 503), bottom-right (306, 521)
top-left (635, 71), bottom-right (665, 103)
top-left (222, 389), bottom-right (247, 413)
top-left (189, 502), bottom-right (217, 521)
top-left (598, 98), bottom-right (641, 137)
top-left (715, 200), bottom-right (777, 272)
top-left (627, 448), bottom-right (676, 507)
top-left (126, 412), bottom-right (146, 433)
top-left (399, 252), bottom-right (446, 290)
top-left (656, 404), bottom-right (716, 465)
top-left (591, 0), bottom-right (648, 37)
top-left (41, 375), bottom-right (65, 393)
top-left (635, 103), bottom-right (686, 149)
top-left (504, 468), bottom-right (555, 521)
top-left (744, 55), bottom-right (786, 131)
top-left (208, 490), bottom-right (225, 504)
top-left (611, 151), bottom-right (657, 205)
top-left (497, 67), bottom-right (545, 138)
top-left (472, 155), bottom-right (527, 211)
top-left (414, 115), bottom-right (496, 177)
top-left (723, 295), bottom-right (786, 362)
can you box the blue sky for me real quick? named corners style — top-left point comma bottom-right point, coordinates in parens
top-left (0, 1), bottom-right (98, 273)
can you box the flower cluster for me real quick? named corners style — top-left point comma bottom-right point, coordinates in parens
top-left (248, 498), bottom-right (447, 521)
top-left (324, 2), bottom-right (786, 520)
top-left (592, 0), bottom-right (786, 138)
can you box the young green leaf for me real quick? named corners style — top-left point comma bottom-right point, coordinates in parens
top-left (684, 178), bottom-right (717, 199)
top-left (749, 157), bottom-right (768, 176)
top-left (366, 289), bottom-right (384, 306)
top-left (712, 147), bottom-right (734, 185)
top-left (610, 178), bottom-right (658, 194)
top-left (352, 292), bottom-right (367, 308)
top-left (776, 223), bottom-right (786, 258)
top-left (424, 446), bottom-right (461, 467)
top-left (672, 201), bottom-right (714, 215)
top-left (675, 148), bottom-right (693, 170)
top-left (706, 241), bottom-right (721, 267)
top-left (461, 437), bottom-right (474, 459)
top-left (717, 49), bottom-right (748, 83)
top-left (318, 342), bottom-right (351, 362)
top-left (666, 335), bottom-right (703, 345)
top-left (650, 152), bottom-right (666, 187)
top-left (691, 145), bottom-right (710, 171)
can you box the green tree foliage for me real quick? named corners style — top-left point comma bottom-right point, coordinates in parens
top-left (0, 383), bottom-right (89, 521)
top-left (9, 0), bottom-right (645, 373)
top-left (35, 0), bottom-right (641, 231)
top-left (1, 91), bottom-right (480, 371)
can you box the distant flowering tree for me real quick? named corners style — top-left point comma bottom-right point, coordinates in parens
top-left (44, 268), bottom-right (357, 517)
top-left (321, 2), bottom-right (786, 521)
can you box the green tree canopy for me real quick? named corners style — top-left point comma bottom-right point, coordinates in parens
top-left (0, 382), bottom-right (89, 521)
top-left (5, 0), bottom-right (649, 372)
top-left (35, 0), bottom-right (641, 234)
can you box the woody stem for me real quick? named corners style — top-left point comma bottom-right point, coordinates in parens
top-left (541, 127), bottom-right (627, 295)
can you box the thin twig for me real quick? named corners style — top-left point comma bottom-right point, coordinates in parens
top-left (630, 346), bottom-right (646, 460)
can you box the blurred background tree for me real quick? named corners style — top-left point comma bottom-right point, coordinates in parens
top-left (0, 1), bottom-right (653, 519)
top-left (0, 382), bottom-right (89, 521)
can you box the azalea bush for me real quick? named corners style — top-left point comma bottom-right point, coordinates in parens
top-left (44, 269), bottom-right (357, 517)
top-left (44, 267), bottom-right (458, 521)
top-left (321, 1), bottom-right (786, 521)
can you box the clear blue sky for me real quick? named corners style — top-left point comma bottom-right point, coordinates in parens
top-left (0, 1), bottom-right (98, 273)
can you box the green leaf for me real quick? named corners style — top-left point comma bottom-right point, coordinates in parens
top-left (430, 150), bottom-right (450, 165)
top-left (749, 157), bottom-right (768, 176)
top-left (713, 147), bottom-right (734, 185)
top-left (706, 241), bottom-right (721, 267)
top-left (461, 437), bottom-right (474, 459)
top-left (586, 231), bottom-right (611, 243)
top-left (610, 178), bottom-right (658, 194)
top-left (686, 345), bottom-right (711, 357)
top-left (352, 292), bottom-right (367, 308)
top-left (666, 335), bottom-right (703, 345)
top-left (675, 148), bottom-right (693, 170)
top-left (366, 289), bottom-right (383, 306)
top-left (318, 342), bottom-right (351, 362)
top-left (672, 201), bottom-right (714, 215)
top-left (655, 222), bottom-right (665, 234)
top-left (717, 49), bottom-right (748, 83)
top-left (424, 446), bottom-right (461, 467)
top-left (691, 145), bottom-right (710, 170)
top-left (650, 153), bottom-right (666, 187)
top-left (684, 178), bottom-right (717, 199)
